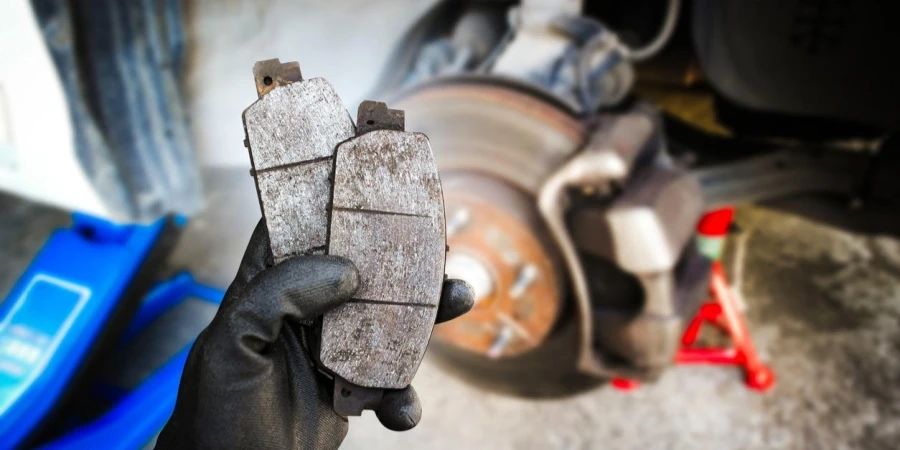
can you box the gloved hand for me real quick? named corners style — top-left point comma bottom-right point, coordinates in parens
top-left (156, 220), bottom-right (474, 450)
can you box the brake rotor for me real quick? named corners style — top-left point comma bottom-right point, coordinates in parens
top-left (394, 78), bottom-right (585, 193)
top-left (394, 78), bottom-right (586, 357)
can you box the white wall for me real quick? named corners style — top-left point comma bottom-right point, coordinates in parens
top-left (0, 0), bottom-right (110, 218)
top-left (186, 0), bottom-right (438, 167)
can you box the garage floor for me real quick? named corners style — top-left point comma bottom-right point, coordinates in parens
top-left (4, 166), bottom-right (899, 450)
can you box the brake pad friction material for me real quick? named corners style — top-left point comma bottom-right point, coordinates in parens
top-left (242, 76), bottom-right (355, 261)
top-left (322, 129), bottom-right (446, 389)
top-left (244, 66), bottom-right (446, 394)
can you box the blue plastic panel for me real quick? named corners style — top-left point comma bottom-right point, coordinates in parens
top-left (40, 274), bottom-right (224, 450)
top-left (0, 275), bottom-right (91, 413)
top-left (0, 215), bottom-right (165, 450)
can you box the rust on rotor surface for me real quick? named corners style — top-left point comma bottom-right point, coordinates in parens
top-left (435, 176), bottom-right (563, 358)
top-left (394, 82), bottom-right (579, 357)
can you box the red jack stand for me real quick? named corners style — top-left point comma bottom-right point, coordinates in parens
top-left (611, 208), bottom-right (776, 393)
top-left (674, 261), bottom-right (776, 391)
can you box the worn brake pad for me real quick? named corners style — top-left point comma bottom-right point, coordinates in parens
top-left (241, 59), bottom-right (446, 416)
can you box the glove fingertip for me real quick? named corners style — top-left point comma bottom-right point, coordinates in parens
top-left (375, 386), bottom-right (422, 432)
top-left (329, 256), bottom-right (361, 300)
top-left (435, 279), bottom-right (475, 324)
top-left (277, 255), bottom-right (360, 299)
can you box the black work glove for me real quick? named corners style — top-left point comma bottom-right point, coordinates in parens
top-left (156, 220), bottom-right (473, 450)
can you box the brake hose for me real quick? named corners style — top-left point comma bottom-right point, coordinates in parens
top-left (628, 0), bottom-right (681, 62)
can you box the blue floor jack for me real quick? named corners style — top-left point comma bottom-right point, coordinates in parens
top-left (0, 214), bottom-right (224, 449)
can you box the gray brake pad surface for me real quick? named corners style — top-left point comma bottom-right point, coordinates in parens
top-left (242, 61), bottom-right (445, 410)
top-left (322, 128), bottom-right (446, 389)
top-left (243, 73), bottom-right (354, 261)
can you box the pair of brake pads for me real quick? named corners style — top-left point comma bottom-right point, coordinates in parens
top-left (241, 59), bottom-right (446, 415)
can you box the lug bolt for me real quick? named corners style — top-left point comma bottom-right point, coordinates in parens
top-left (487, 326), bottom-right (514, 359)
top-left (509, 263), bottom-right (539, 299)
top-left (446, 208), bottom-right (471, 237)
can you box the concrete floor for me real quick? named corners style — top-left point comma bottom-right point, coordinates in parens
top-left (6, 167), bottom-right (898, 449)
